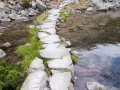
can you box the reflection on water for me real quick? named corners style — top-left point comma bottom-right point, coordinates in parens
top-left (74, 44), bottom-right (120, 90)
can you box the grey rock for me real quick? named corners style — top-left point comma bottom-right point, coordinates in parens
top-left (3, 5), bottom-right (11, 13)
top-left (86, 7), bottom-right (96, 12)
top-left (86, 82), bottom-right (106, 90)
top-left (31, 1), bottom-right (37, 9)
top-left (1, 18), bottom-right (11, 22)
top-left (0, 33), bottom-right (2, 36)
top-left (28, 8), bottom-right (37, 16)
top-left (8, 13), bottom-right (16, 20)
top-left (36, 0), bottom-right (46, 11)
top-left (0, 49), bottom-right (6, 59)
top-left (2, 42), bottom-right (11, 49)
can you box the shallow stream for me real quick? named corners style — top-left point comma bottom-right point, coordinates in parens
top-left (57, 9), bottom-right (120, 90)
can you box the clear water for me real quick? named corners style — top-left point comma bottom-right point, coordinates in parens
top-left (74, 44), bottom-right (120, 90)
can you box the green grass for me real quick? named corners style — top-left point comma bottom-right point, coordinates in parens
top-left (16, 27), bottom-right (42, 69)
top-left (71, 54), bottom-right (78, 63)
top-left (60, 9), bottom-right (72, 22)
top-left (28, 27), bottom-right (40, 35)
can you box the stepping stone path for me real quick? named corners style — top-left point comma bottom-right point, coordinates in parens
top-left (21, 0), bottom-right (75, 90)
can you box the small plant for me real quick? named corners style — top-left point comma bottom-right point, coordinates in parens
top-left (0, 60), bottom-right (27, 90)
top-left (71, 54), bottom-right (78, 63)
top-left (34, 12), bottom-right (49, 24)
top-left (60, 9), bottom-right (72, 22)
top-left (21, 0), bottom-right (30, 8)
top-left (28, 27), bottom-right (40, 35)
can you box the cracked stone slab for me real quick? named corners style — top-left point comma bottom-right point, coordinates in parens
top-left (49, 72), bottom-right (71, 90)
top-left (21, 71), bottom-right (48, 90)
top-left (28, 57), bottom-right (45, 74)
top-left (39, 44), bottom-right (70, 58)
top-left (38, 32), bottom-right (50, 39)
top-left (47, 55), bottom-right (73, 70)
top-left (40, 35), bottom-right (60, 44)
top-left (40, 28), bottom-right (56, 35)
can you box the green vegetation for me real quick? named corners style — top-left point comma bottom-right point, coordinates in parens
top-left (21, 0), bottom-right (30, 8)
top-left (34, 12), bottom-right (49, 24)
top-left (0, 60), bottom-right (27, 90)
top-left (60, 9), bottom-right (72, 21)
top-left (16, 27), bottom-right (42, 69)
top-left (71, 54), bottom-right (78, 63)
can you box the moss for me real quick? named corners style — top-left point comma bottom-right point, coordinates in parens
top-left (34, 12), bottom-right (49, 24)
top-left (28, 27), bottom-right (40, 35)
top-left (21, 0), bottom-right (30, 8)
top-left (71, 54), bottom-right (78, 63)
top-left (45, 68), bottom-right (51, 75)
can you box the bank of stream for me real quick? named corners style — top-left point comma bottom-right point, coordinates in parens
top-left (0, 18), bottom-right (35, 63)
top-left (57, 9), bottom-right (120, 90)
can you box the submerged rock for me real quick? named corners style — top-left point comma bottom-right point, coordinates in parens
top-left (86, 82), bottom-right (106, 90)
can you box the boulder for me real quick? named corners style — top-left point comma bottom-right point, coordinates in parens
top-left (3, 5), bottom-right (11, 13)
top-left (28, 57), bottom-right (45, 74)
top-left (39, 44), bottom-right (71, 58)
top-left (49, 72), bottom-right (71, 90)
top-left (21, 71), bottom-right (48, 90)
top-left (0, 49), bottom-right (6, 59)
top-left (36, 0), bottom-right (46, 11)
top-left (0, 2), bottom-right (5, 9)
top-left (40, 35), bottom-right (60, 44)
top-left (86, 82), bottom-right (106, 90)
top-left (8, 13), bottom-right (16, 20)
top-left (28, 8), bottom-right (37, 16)
top-left (31, 0), bottom-right (37, 9)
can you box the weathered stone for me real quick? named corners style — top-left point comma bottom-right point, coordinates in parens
top-left (39, 44), bottom-right (70, 58)
top-left (8, 13), bottom-right (16, 20)
top-left (21, 71), bottom-right (48, 90)
top-left (36, 0), bottom-right (46, 11)
top-left (2, 42), bottom-right (11, 49)
top-left (47, 55), bottom-right (73, 71)
top-left (28, 8), bottom-right (37, 16)
top-left (40, 35), bottom-right (60, 44)
top-left (38, 32), bottom-right (49, 39)
top-left (86, 82), bottom-right (106, 90)
top-left (40, 28), bottom-right (56, 35)
top-left (40, 24), bottom-right (56, 29)
top-left (69, 82), bottom-right (74, 90)
top-left (1, 18), bottom-right (11, 22)
top-left (86, 7), bottom-right (96, 12)
top-left (0, 49), bottom-right (6, 59)
top-left (49, 72), bottom-right (71, 90)
top-left (3, 5), bottom-right (11, 13)
top-left (28, 57), bottom-right (45, 74)
top-left (31, 0), bottom-right (37, 9)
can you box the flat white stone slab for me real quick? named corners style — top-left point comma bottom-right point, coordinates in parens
top-left (38, 32), bottom-right (49, 39)
top-left (40, 35), bottom-right (60, 44)
top-left (40, 24), bottom-right (55, 29)
top-left (39, 44), bottom-right (70, 58)
top-left (48, 9), bottom-right (60, 14)
top-left (21, 71), bottom-right (48, 90)
top-left (41, 22), bottom-right (56, 26)
top-left (41, 28), bottom-right (56, 35)
top-left (28, 57), bottom-right (45, 74)
top-left (47, 55), bottom-right (73, 69)
top-left (49, 72), bottom-right (71, 90)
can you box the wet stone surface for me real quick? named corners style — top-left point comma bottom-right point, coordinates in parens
top-left (57, 9), bottom-right (120, 90)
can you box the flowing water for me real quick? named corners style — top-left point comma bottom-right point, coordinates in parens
top-left (57, 9), bottom-right (120, 90)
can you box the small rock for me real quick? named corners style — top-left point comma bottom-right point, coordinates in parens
top-left (36, 0), bottom-right (46, 11)
top-left (2, 42), bottom-right (11, 49)
top-left (86, 82), bottom-right (106, 90)
top-left (0, 49), bottom-right (6, 59)
top-left (0, 33), bottom-right (2, 36)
